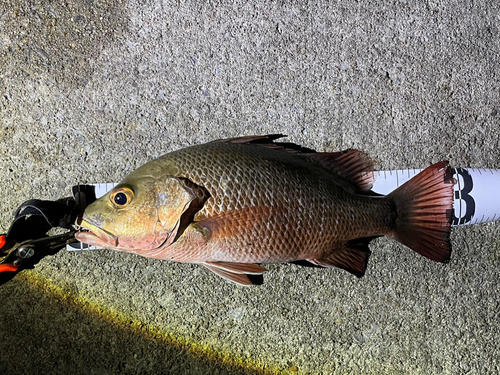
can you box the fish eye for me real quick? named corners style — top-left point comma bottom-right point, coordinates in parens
top-left (114, 192), bottom-right (127, 205)
top-left (110, 186), bottom-right (134, 207)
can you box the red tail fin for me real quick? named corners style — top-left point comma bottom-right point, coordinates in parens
top-left (387, 162), bottom-right (455, 262)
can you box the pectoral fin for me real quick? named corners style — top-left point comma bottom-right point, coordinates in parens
top-left (205, 261), bottom-right (267, 274)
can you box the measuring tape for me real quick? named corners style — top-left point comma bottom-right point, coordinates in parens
top-left (67, 168), bottom-right (499, 251)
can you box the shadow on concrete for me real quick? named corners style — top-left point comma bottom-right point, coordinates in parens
top-left (0, 278), bottom-right (267, 375)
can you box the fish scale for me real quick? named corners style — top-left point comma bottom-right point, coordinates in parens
top-left (151, 142), bottom-right (391, 263)
top-left (76, 136), bottom-right (454, 285)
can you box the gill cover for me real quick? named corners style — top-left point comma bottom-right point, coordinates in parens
top-left (155, 177), bottom-right (209, 248)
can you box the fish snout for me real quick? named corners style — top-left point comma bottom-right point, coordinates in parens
top-left (81, 212), bottom-right (105, 227)
top-left (76, 218), bottom-right (118, 248)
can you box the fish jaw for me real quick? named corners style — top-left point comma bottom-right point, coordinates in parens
top-left (76, 219), bottom-right (119, 249)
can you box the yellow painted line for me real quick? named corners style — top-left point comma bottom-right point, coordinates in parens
top-left (16, 270), bottom-right (302, 375)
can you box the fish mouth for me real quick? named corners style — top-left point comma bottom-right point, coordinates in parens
top-left (75, 219), bottom-right (118, 248)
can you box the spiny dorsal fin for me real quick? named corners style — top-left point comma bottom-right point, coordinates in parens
top-left (212, 134), bottom-right (285, 144)
top-left (212, 134), bottom-right (317, 153)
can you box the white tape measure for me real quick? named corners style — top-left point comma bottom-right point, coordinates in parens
top-left (67, 168), bottom-right (499, 251)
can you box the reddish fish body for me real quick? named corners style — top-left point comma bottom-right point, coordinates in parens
top-left (76, 135), bottom-right (454, 285)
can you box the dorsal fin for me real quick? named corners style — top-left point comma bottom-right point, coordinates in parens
top-left (212, 134), bottom-right (285, 144)
top-left (212, 135), bottom-right (377, 191)
top-left (306, 150), bottom-right (378, 192)
top-left (212, 134), bottom-right (317, 153)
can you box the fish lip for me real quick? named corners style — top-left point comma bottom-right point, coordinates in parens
top-left (77, 219), bottom-right (118, 247)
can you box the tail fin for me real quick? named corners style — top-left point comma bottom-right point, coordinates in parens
top-left (387, 161), bottom-right (455, 262)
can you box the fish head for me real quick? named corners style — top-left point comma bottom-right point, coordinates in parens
top-left (76, 165), bottom-right (205, 254)
top-left (76, 177), bottom-right (162, 252)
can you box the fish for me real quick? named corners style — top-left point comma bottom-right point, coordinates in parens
top-left (75, 135), bottom-right (455, 286)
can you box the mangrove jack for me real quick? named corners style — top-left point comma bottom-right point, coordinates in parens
top-left (76, 135), bottom-right (454, 285)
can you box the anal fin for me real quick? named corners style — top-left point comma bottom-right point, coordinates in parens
top-left (307, 237), bottom-right (377, 277)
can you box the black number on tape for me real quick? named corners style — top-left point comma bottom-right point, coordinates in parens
top-left (452, 168), bottom-right (475, 225)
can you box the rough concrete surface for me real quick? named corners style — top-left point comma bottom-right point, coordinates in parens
top-left (1, 1), bottom-right (500, 374)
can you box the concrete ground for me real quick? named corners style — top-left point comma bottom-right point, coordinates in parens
top-left (1, 1), bottom-right (500, 374)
